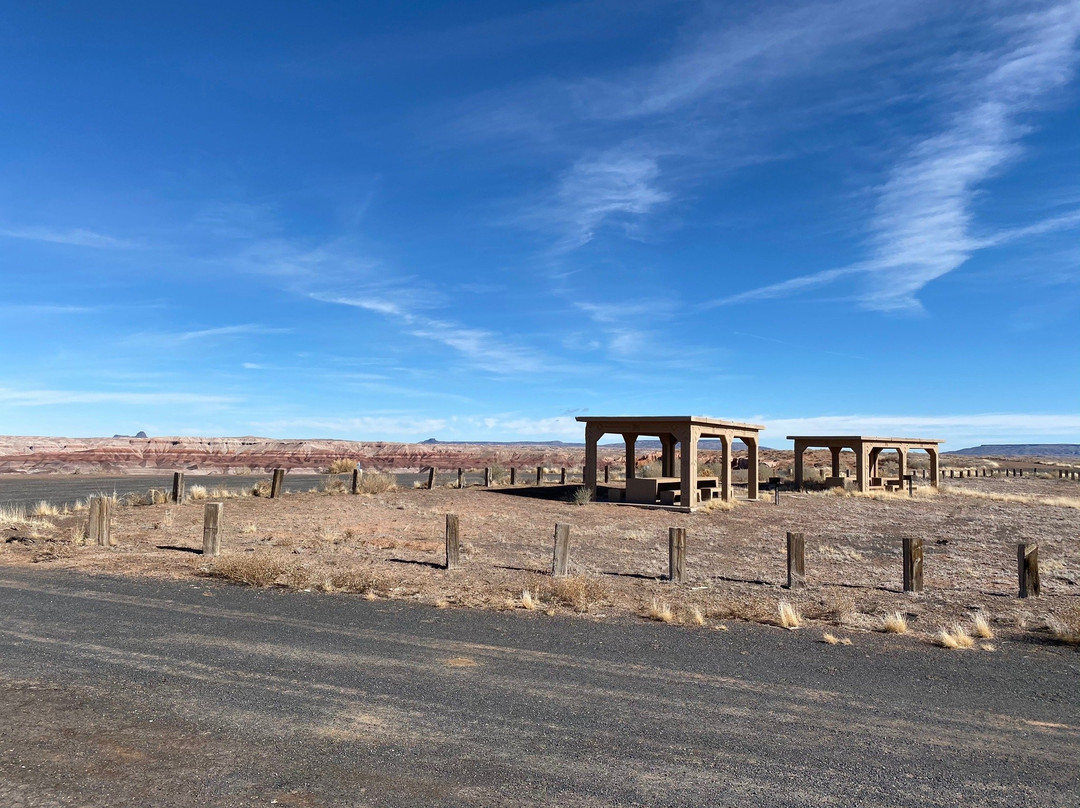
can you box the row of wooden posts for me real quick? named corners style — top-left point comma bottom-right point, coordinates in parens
top-left (944, 467), bottom-right (1079, 479)
top-left (85, 491), bottom-right (1044, 599)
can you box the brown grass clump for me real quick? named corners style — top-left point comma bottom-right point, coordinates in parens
top-left (188, 485), bottom-right (208, 501)
top-left (822, 631), bottom-right (840, 645)
top-left (649, 600), bottom-right (674, 623)
top-left (31, 542), bottom-right (75, 563)
top-left (206, 553), bottom-right (289, 587)
top-left (571, 486), bottom-right (593, 505)
top-left (0, 505), bottom-right (30, 528)
top-left (537, 575), bottom-right (607, 612)
top-left (689, 605), bottom-right (705, 626)
top-left (327, 459), bottom-right (356, 474)
top-left (948, 489), bottom-right (1080, 509)
top-left (31, 500), bottom-right (61, 518)
top-left (881, 612), bottom-right (908, 634)
top-left (703, 497), bottom-right (736, 512)
top-left (321, 476), bottom-right (349, 495)
top-left (521, 589), bottom-right (537, 610)
top-left (936, 624), bottom-right (974, 649)
top-left (357, 471), bottom-right (396, 495)
top-left (777, 601), bottom-right (802, 629)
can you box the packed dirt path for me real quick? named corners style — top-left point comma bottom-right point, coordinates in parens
top-left (1, 568), bottom-right (1077, 807)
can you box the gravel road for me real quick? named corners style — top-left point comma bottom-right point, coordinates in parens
top-left (1, 567), bottom-right (1077, 807)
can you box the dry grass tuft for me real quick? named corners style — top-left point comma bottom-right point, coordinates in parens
top-left (0, 505), bottom-right (30, 528)
top-left (971, 611), bottom-right (994, 639)
top-left (980, 643), bottom-right (996, 652)
top-left (327, 459), bottom-right (356, 474)
top-left (690, 605), bottom-right (705, 626)
top-left (703, 497), bottom-right (737, 512)
top-left (948, 488), bottom-right (1080, 509)
top-left (936, 624), bottom-right (975, 649)
top-left (823, 632), bottom-right (840, 645)
top-left (357, 471), bottom-right (396, 495)
top-left (1046, 607), bottom-right (1080, 644)
top-left (777, 601), bottom-right (802, 629)
top-left (321, 475), bottom-right (349, 495)
top-left (240, 521), bottom-right (258, 535)
top-left (31, 500), bottom-right (60, 518)
top-left (188, 485), bottom-right (208, 501)
top-left (521, 589), bottom-right (537, 610)
top-left (649, 600), bottom-right (674, 623)
top-left (882, 612), bottom-right (908, 634)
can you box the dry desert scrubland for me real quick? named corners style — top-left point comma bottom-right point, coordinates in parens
top-left (3, 471), bottom-right (1079, 651)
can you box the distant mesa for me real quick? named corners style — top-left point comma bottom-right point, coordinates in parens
top-left (113, 431), bottom-right (149, 439)
top-left (947, 443), bottom-right (1080, 458)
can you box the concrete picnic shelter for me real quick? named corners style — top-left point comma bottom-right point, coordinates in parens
top-left (577, 415), bottom-right (765, 511)
top-left (788, 435), bottom-right (942, 493)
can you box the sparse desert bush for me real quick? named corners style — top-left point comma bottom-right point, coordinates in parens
top-left (689, 605), bottom-right (705, 626)
top-left (803, 593), bottom-right (855, 624)
top-left (357, 471), bottom-right (396, 494)
top-left (188, 485), bottom-right (208, 501)
top-left (206, 553), bottom-right (289, 587)
top-left (521, 589), bottom-right (537, 610)
top-left (327, 459), bottom-right (356, 474)
top-left (949, 489), bottom-right (1080, 509)
top-left (321, 475), bottom-right (349, 495)
top-left (881, 612), bottom-right (908, 634)
top-left (639, 461), bottom-right (662, 478)
top-left (571, 486), bottom-right (592, 505)
top-left (250, 480), bottom-right (272, 497)
top-left (240, 521), bottom-right (258, 535)
top-left (778, 601), bottom-right (802, 629)
top-left (488, 464), bottom-right (508, 484)
top-left (704, 497), bottom-right (736, 512)
top-left (936, 624), bottom-right (974, 650)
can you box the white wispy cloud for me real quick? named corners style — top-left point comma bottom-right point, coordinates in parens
top-left (0, 225), bottom-right (132, 249)
top-left (714, 1), bottom-right (1080, 312)
top-left (174, 324), bottom-right (290, 341)
top-left (0, 388), bottom-right (238, 407)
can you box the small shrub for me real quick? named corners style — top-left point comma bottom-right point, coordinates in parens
top-left (539, 575), bottom-right (607, 612)
top-left (521, 590), bottom-right (537, 610)
top-left (206, 553), bottom-right (289, 587)
top-left (489, 464), bottom-right (508, 484)
top-left (188, 485), bottom-right (208, 501)
top-left (0, 505), bottom-right (29, 528)
top-left (327, 459), bottom-right (356, 474)
top-left (250, 480), bottom-right (272, 497)
top-left (571, 486), bottom-right (592, 505)
top-left (321, 475), bottom-right (348, 495)
top-left (1047, 607), bottom-right (1080, 644)
top-left (690, 606), bottom-right (705, 626)
top-left (31, 542), bottom-right (75, 563)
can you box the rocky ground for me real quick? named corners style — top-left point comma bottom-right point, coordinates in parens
top-left (2, 471), bottom-right (1078, 649)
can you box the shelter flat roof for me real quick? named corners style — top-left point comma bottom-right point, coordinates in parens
top-left (787, 435), bottom-right (943, 445)
top-left (577, 415), bottom-right (765, 431)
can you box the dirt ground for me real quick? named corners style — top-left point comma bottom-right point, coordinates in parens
top-left (3, 472), bottom-right (1079, 648)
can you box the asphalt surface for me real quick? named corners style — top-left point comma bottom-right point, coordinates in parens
top-left (0, 567), bottom-right (1077, 807)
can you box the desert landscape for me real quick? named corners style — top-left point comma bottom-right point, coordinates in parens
top-left (3, 438), bottom-right (1078, 651)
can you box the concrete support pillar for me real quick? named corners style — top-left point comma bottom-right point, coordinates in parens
top-left (928, 448), bottom-right (939, 488)
top-left (855, 443), bottom-right (870, 493)
top-left (896, 446), bottom-right (908, 482)
top-left (869, 447), bottom-right (882, 478)
top-left (660, 434), bottom-right (676, 477)
top-left (745, 435), bottom-right (759, 501)
top-left (623, 433), bottom-right (638, 480)
top-left (584, 425), bottom-right (602, 492)
top-left (679, 425), bottom-right (700, 511)
top-left (719, 433), bottom-right (732, 503)
top-left (830, 447), bottom-right (841, 478)
top-left (794, 441), bottom-right (806, 491)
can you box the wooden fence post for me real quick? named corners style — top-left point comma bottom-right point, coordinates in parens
top-left (445, 514), bottom-right (460, 570)
top-left (561, 467), bottom-right (567, 485)
top-left (203, 503), bottom-right (223, 556)
top-left (668, 527), bottom-right (686, 583)
top-left (270, 468), bottom-right (285, 498)
top-left (484, 467), bottom-right (491, 487)
top-left (903, 538), bottom-right (923, 593)
top-left (786, 531), bottom-right (805, 589)
top-left (510, 467), bottom-right (517, 485)
top-left (427, 467), bottom-right (436, 490)
top-left (88, 496), bottom-right (113, 547)
top-left (536, 465), bottom-right (543, 485)
top-left (457, 468), bottom-right (464, 489)
top-left (351, 469), bottom-right (360, 494)
top-left (172, 472), bottom-right (185, 505)
top-left (552, 523), bottom-right (570, 577)
top-left (1018, 543), bottom-right (1040, 598)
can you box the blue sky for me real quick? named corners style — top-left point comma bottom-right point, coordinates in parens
top-left (2, 0), bottom-right (1080, 448)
